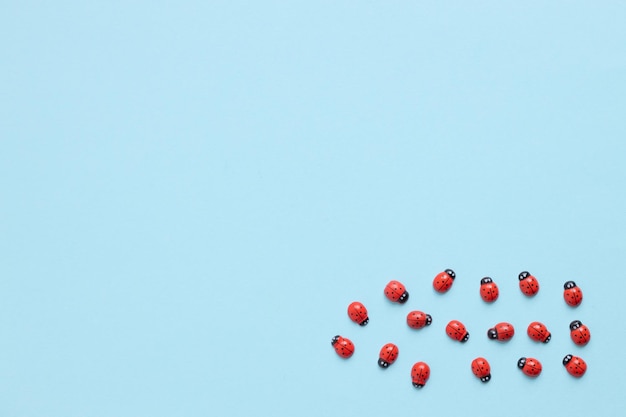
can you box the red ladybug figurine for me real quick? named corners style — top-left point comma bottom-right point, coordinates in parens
top-left (563, 281), bottom-right (583, 307)
top-left (518, 271), bottom-right (539, 296)
top-left (384, 280), bottom-right (409, 304)
top-left (378, 343), bottom-right (399, 368)
top-left (479, 277), bottom-right (499, 303)
top-left (518, 357), bottom-right (542, 377)
top-left (411, 361), bottom-right (431, 388)
top-left (331, 335), bottom-right (354, 358)
top-left (433, 269), bottom-right (456, 293)
top-left (446, 320), bottom-right (469, 343)
top-left (563, 354), bottom-right (587, 378)
top-left (569, 320), bottom-right (591, 346)
top-left (406, 311), bottom-right (432, 329)
top-left (487, 322), bottom-right (515, 342)
top-left (347, 301), bottom-right (369, 326)
top-left (471, 357), bottom-right (491, 383)
top-left (527, 321), bottom-right (551, 343)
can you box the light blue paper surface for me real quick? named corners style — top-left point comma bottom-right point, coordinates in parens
top-left (1, 2), bottom-right (625, 416)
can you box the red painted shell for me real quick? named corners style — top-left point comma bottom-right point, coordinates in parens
top-left (378, 343), bottom-right (399, 368)
top-left (471, 357), bottom-right (491, 383)
top-left (347, 301), bottom-right (369, 326)
top-left (406, 311), bottom-right (432, 329)
top-left (384, 280), bottom-right (409, 303)
top-left (527, 321), bottom-right (551, 343)
top-left (331, 335), bottom-right (354, 358)
top-left (569, 320), bottom-right (591, 346)
top-left (518, 271), bottom-right (539, 296)
top-left (446, 320), bottom-right (469, 342)
top-left (563, 281), bottom-right (583, 307)
top-left (563, 354), bottom-right (587, 378)
top-left (411, 362), bottom-right (431, 388)
top-left (433, 269), bottom-right (456, 293)
top-left (479, 277), bottom-right (499, 303)
top-left (518, 357), bottom-right (542, 377)
top-left (487, 322), bottom-right (515, 342)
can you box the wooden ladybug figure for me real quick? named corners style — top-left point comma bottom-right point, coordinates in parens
top-left (563, 354), bottom-right (587, 378)
top-left (518, 271), bottom-right (539, 296)
top-left (411, 361), bottom-right (430, 388)
top-left (569, 320), bottom-right (591, 346)
top-left (347, 301), bottom-right (369, 326)
top-left (563, 281), bottom-right (583, 307)
top-left (527, 321), bottom-right (551, 343)
top-left (479, 277), bottom-right (499, 303)
top-left (518, 357), bottom-right (542, 377)
top-left (378, 343), bottom-right (399, 368)
top-left (406, 310), bottom-right (432, 329)
top-left (487, 322), bottom-right (515, 342)
top-left (433, 269), bottom-right (456, 293)
top-left (471, 357), bottom-right (491, 383)
top-left (446, 320), bottom-right (469, 343)
top-left (331, 335), bottom-right (354, 358)
top-left (384, 280), bottom-right (409, 304)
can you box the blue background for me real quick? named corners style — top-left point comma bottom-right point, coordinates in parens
top-left (1, 1), bottom-right (625, 416)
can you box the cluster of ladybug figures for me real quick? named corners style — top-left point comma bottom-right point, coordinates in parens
top-left (331, 270), bottom-right (590, 389)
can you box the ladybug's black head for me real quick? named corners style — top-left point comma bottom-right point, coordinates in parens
top-left (331, 335), bottom-right (340, 346)
top-left (445, 269), bottom-right (456, 279)
top-left (480, 277), bottom-right (493, 285)
top-left (570, 320), bottom-right (582, 331)
top-left (412, 382), bottom-right (424, 389)
top-left (378, 359), bottom-right (389, 368)
top-left (461, 332), bottom-right (470, 343)
top-left (563, 354), bottom-right (573, 366)
top-left (544, 333), bottom-right (552, 343)
top-left (564, 281), bottom-right (577, 290)
top-left (359, 317), bottom-right (369, 326)
top-left (519, 271), bottom-right (530, 281)
top-left (481, 374), bottom-right (491, 383)
top-left (517, 357), bottom-right (527, 369)
top-left (425, 314), bottom-right (432, 326)
top-left (398, 291), bottom-right (409, 304)
top-left (487, 328), bottom-right (498, 340)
